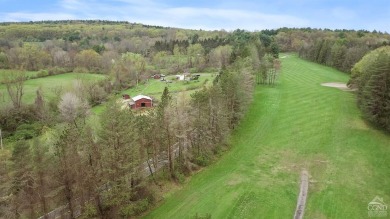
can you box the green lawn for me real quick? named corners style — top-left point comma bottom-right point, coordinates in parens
top-left (143, 54), bottom-right (390, 218)
top-left (0, 73), bottom-right (106, 106)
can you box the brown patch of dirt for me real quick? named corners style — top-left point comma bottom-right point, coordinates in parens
top-left (226, 177), bottom-right (244, 186)
top-left (346, 119), bottom-right (370, 130)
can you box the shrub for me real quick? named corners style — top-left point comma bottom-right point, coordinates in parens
top-left (79, 203), bottom-right (97, 219)
top-left (133, 199), bottom-right (149, 215)
top-left (173, 171), bottom-right (186, 184)
top-left (194, 155), bottom-right (210, 167)
top-left (189, 68), bottom-right (199, 73)
top-left (0, 105), bottom-right (37, 134)
top-left (11, 123), bottom-right (43, 141)
top-left (48, 66), bottom-right (69, 75)
top-left (119, 204), bottom-right (134, 218)
top-left (202, 67), bottom-right (218, 73)
top-left (119, 199), bottom-right (150, 217)
top-left (73, 67), bottom-right (89, 73)
top-left (36, 69), bottom-right (49, 78)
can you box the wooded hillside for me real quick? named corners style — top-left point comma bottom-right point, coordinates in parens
top-left (0, 21), bottom-right (389, 218)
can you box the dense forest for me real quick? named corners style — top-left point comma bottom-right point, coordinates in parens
top-left (0, 21), bottom-right (389, 218)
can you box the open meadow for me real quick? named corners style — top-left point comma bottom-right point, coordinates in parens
top-left (144, 54), bottom-right (390, 218)
top-left (92, 73), bottom-right (215, 114)
top-left (0, 72), bottom-right (106, 107)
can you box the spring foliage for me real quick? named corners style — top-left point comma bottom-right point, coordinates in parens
top-left (350, 46), bottom-right (390, 131)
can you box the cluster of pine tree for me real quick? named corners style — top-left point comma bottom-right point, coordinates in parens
top-left (349, 46), bottom-right (390, 131)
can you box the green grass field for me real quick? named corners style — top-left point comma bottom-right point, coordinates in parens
top-left (120, 73), bottom-right (214, 97)
top-left (143, 54), bottom-right (390, 218)
top-left (0, 72), bottom-right (106, 107)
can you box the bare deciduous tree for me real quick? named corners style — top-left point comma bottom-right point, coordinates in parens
top-left (1, 71), bottom-right (26, 109)
top-left (52, 48), bottom-right (71, 68)
top-left (208, 45), bottom-right (232, 69)
top-left (58, 92), bottom-right (90, 127)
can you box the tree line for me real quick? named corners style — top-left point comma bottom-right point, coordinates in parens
top-left (274, 27), bottom-right (390, 132)
top-left (349, 46), bottom-right (390, 132)
top-left (272, 27), bottom-right (390, 73)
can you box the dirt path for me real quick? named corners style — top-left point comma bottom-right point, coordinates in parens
top-left (294, 170), bottom-right (309, 219)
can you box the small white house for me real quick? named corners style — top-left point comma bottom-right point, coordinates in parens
top-left (176, 75), bottom-right (185, 81)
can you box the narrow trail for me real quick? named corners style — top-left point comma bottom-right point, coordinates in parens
top-left (293, 170), bottom-right (309, 219)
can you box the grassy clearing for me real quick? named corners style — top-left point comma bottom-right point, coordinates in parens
top-left (91, 73), bottom-right (215, 114)
top-left (143, 54), bottom-right (390, 218)
top-left (120, 73), bottom-right (214, 98)
top-left (0, 72), bottom-right (106, 106)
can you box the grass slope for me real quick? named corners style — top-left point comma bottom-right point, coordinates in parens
top-left (119, 73), bottom-right (214, 97)
top-left (0, 73), bottom-right (106, 106)
top-left (144, 54), bottom-right (390, 219)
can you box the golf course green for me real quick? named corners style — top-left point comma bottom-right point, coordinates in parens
top-left (144, 54), bottom-right (390, 218)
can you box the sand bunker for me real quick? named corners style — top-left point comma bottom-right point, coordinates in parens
top-left (321, 82), bottom-right (355, 91)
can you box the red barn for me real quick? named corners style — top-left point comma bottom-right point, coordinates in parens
top-left (153, 74), bottom-right (161, 79)
top-left (130, 95), bottom-right (153, 109)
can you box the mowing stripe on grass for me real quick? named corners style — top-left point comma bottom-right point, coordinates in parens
top-left (144, 54), bottom-right (390, 219)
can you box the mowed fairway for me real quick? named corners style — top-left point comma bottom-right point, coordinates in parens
top-left (144, 54), bottom-right (390, 218)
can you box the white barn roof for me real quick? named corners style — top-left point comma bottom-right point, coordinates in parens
top-left (132, 95), bottom-right (152, 102)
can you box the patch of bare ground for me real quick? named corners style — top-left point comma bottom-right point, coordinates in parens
top-left (346, 119), bottom-right (370, 130)
top-left (226, 174), bottom-right (245, 186)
